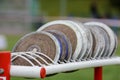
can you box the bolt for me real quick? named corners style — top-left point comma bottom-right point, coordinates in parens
top-left (0, 68), bottom-right (4, 74)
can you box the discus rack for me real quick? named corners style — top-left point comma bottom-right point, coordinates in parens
top-left (0, 51), bottom-right (120, 80)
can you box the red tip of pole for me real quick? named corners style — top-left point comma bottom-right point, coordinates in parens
top-left (40, 67), bottom-right (46, 78)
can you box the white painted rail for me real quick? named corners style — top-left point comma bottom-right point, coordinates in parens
top-left (10, 57), bottom-right (120, 78)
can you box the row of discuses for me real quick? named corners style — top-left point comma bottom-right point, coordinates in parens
top-left (12, 20), bottom-right (117, 66)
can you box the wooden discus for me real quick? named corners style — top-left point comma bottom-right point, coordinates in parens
top-left (37, 20), bottom-right (83, 60)
top-left (47, 30), bottom-right (72, 62)
top-left (64, 21), bottom-right (87, 60)
top-left (12, 31), bottom-right (60, 66)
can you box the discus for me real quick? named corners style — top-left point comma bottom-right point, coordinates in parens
top-left (12, 31), bottom-right (61, 66)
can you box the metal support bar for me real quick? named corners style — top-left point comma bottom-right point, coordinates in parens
top-left (45, 57), bottom-right (120, 75)
top-left (0, 51), bottom-right (120, 79)
top-left (94, 67), bottom-right (102, 80)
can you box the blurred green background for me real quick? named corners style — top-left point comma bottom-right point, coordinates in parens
top-left (38, 0), bottom-right (119, 17)
top-left (0, 0), bottom-right (120, 80)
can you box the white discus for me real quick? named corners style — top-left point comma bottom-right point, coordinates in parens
top-left (85, 26), bottom-right (105, 59)
top-left (84, 22), bottom-right (117, 57)
top-left (83, 25), bottom-right (93, 60)
top-left (65, 20), bottom-right (88, 60)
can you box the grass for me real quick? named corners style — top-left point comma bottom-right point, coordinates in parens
top-left (6, 35), bottom-right (22, 51)
top-left (4, 34), bottom-right (120, 80)
top-left (39, 0), bottom-right (115, 17)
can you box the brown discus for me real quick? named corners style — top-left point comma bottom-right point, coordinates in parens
top-left (12, 31), bottom-right (60, 66)
top-left (37, 20), bottom-right (83, 60)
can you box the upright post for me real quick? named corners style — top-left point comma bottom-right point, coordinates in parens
top-left (0, 51), bottom-right (11, 80)
top-left (94, 67), bottom-right (102, 80)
